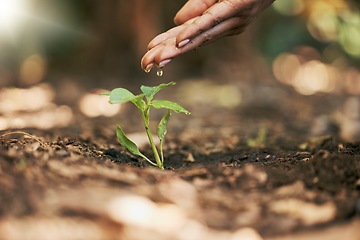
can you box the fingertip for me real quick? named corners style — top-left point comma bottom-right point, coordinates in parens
top-left (140, 55), bottom-right (149, 71)
top-left (141, 58), bottom-right (154, 72)
top-left (144, 63), bottom-right (154, 73)
top-left (177, 39), bottom-right (190, 48)
top-left (174, 14), bottom-right (185, 26)
top-left (147, 40), bottom-right (158, 51)
top-left (175, 17), bottom-right (199, 47)
top-left (158, 59), bottom-right (172, 68)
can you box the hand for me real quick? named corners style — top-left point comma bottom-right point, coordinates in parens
top-left (141, 0), bottom-right (274, 72)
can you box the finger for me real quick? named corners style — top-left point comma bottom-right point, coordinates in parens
top-left (176, 0), bottom-right (253, 46)
top-left (147, 18), bottom-right (197, 50)
top-left (180, 16), bottom-right (250, 49)
top-left (174, 0), bottom-right (218, 25)
top-left (147, 25), bottom-right (184, 50)
top-left (141, 16), bottom-right (249, 71)
top-left (142, 17), bottom-right (199, 70)
top-left (141, 38), bottom-right (184, 70)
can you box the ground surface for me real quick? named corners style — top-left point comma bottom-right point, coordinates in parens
top-left (0, 79), bottom-right (359, 240)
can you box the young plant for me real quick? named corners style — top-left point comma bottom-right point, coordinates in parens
top-left (246, 126), bottom-right (267, 148)
top-left (102, 82), bottom-right (190, 170)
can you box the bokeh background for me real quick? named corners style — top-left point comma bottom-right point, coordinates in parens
top-left (0, 0), bottom-right (360, 141)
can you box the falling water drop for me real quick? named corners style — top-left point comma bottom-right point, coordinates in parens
top-left (157, 69), bottom-right (163, 77)
top-left (144, 69), bottom-right (150, 73)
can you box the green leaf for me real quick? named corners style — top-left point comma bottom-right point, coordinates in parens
top-left (140, 82), bottom-right (176, 102)
top-left (116, 126), bottom-right (157, 167)
top-left (130, 95), bottom-right (146, 111)
top-left (157, 110), bottom-right (171, 141)
top-left (116, 125), bottom-right (143, 156)
top-left (108, 88), bottom-right (137, 104)
top-left (157, 110), bottom-right (171, 164)
top-left (150, 100), bottom-right (191, 115)
top-left (246, 126), bottom-right (267, 148)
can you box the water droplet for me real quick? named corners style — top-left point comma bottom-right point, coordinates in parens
top-left (145, 69), bottom-right (150, 73)
top-left (157, 69), bottom-right (163, 77)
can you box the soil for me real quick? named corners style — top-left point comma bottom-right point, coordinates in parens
top-left (0, 81), bottom-right (359, 240)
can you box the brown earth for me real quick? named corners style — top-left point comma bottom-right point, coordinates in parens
top-left (0, 80), bottom-right (359, 240)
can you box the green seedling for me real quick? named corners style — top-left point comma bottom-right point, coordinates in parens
top-left (102, 82), bottom-right (190, 170)
top-left (247, 126), bottom-right (268, 148)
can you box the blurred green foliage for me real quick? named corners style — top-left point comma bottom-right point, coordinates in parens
top-left (260, 0), bottom-right (360, 66)
top-left (0, 0), bottom-right (359, 86)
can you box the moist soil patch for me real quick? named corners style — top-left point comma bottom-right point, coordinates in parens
top-left (0, 83), bottom-right (359, 239)
top-left (0, 122), bottom-right (359, 240)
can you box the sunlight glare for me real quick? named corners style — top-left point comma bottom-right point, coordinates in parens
top-left (0, 0), bottom-right (27, 33)
top-left (0, 84), bottom-right (73, 130)
top-left (0, 84), bottom-right (54, 114)
top-left (107, 194), bottom-right (186, 233)
top-left (79, 92), bottom-right (121, 118)
top-left (292, 60), bottom-right (334, 95)
top-left (272, 48), bottom-right (341, 95)
top-left (344, 68), bottom-right (360, 95)
top-left (178, 80), bottom-right (242, 109)
top-left (20, 54), bottom-right (47, 85)
top-left (272, 53), bottom-right (301, 85)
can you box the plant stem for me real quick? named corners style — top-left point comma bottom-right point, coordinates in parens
top-left (138, 153), bottom-right (158, 167)
top-left (159, 140), bottom-right (164, 164)
top-left (142, 109), bottom-right (164, 170)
